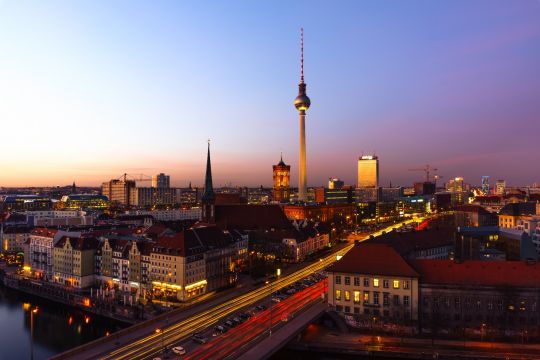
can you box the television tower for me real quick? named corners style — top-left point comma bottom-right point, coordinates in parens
top-left (294, 28), bottom-right (311, 202)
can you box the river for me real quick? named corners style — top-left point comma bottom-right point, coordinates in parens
top-left (0, 285), bottom-right (128, 360)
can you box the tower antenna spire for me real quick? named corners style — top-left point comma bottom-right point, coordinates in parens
top-left (300, 27), bottom-right (304, 83)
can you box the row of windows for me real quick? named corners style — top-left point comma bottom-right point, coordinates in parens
top-left (335, 275), bottom-right (410, 290)
top-left (424, 296), bottom-right (536, 312)
top-left (335, 289), bottom-right (410, 306)
top-left (336, 305), bottom-right (411, 318)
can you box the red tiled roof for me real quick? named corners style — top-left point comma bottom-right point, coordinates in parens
top-left (328, 243), bottom-right (419, 278)
top-left (365, 228), bottom-right (454, 257)
top-left (214, 204), bottom-right (292, 230)
top-left (31, 228), bottom-right (58, 238)
top-left (411, 259), bottom-right (540, 288)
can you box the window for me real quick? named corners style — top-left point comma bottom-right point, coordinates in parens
top-left (344, 276), bottom-right (350, 285)
top-left (374, 292), bottom-right (379, 305)
top-left (383, 279), bottom-right (389, 288)
top-left (383, 293), bottom-right (389, 306)
top-left (363, 291), bottom-right (369, 304)
top-left (344, 306), bottom-right (351, 313)
top-left (335, 289), bottom-right (341, 300)
top-left (393, 295), bottom-right (400, 306)
top-left (345, 291), bottom-right (350, 301)
top-left (373, 278), bottom-right (379, 287)
top-left (354, 307), bottom-right (360, 314)
top-left (455, 297), bottom-right (460, 309)
top-left (335, 275), bottom-right (341, 285)
top-left (364, 278), bottom-right (370, 287)
top-left (404, 295), bottom-right (410, 306)
top-left (403, 280), bottom-right (410, 289)
top-left (393, 280), bottom-right (400, 289)
top-left (354, 291), bottom-right (360, 304)
top-left (354, 277), bottom-right (360, 286)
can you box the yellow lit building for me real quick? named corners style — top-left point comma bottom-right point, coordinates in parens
top-left (53, 237), bottom-right (98, 288)
top-left (327, 243), bottom-right (419, 322)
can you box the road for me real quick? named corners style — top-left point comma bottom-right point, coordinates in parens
top-left (95, 217), bottom-right (420, 360)
top-left (183, 280), bottom-right (327, 360)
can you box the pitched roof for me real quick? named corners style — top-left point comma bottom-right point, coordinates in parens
top-left (327, 243), bottom-right (419, 278)
top-left (55, 236), bottom-right (98, 251)
top-left (31, 228), bottom-right (58, 238)
top-left (214, 204), bottom-right (292, 230)
top-left (364, 228), bottom-right (454, 257)
top-left (411, 259), bottom-right (540, 288)
top-left (499, 202), bottom-right (537, 216)
top-left (455, 204), bottom-right (492, 215)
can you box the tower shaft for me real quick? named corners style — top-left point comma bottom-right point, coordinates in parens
top-left (298, 110), bottom-right (307, 201)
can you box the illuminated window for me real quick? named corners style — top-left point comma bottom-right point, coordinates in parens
top-left (393, 280), bottom-right (400, 289)
top-left (373, 278), bottom-right (379, 287)
top-left (335, 289), bottom-right (341, 300)
top-left (363, 291), bottom-right (369, 303)
top-left (345, 291), bottom-right (350, 301)
top-left (354, 291), bottom-right (360, 303)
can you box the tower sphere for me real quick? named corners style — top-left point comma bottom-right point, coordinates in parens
top-left (294, 93), bottom-right (311, 111)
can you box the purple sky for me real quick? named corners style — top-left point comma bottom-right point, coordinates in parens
top-left (0, 0), bottom-right (539, 188)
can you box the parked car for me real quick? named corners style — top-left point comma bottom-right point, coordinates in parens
top-left (192, 333), bottom-right (208, 344)
top-left (271, 297), bottom-right (281, 303)
top-left (172, 346), bottom-right (186, 355)
top-left (224, 320), bottom-right (235, 327)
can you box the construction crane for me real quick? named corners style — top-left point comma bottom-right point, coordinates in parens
top-left (408, 165), bottom-right (438, 182)
top-left (117, 173), bottom-right (152, 184)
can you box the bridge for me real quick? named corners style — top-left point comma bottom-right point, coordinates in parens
top-left (51, 218), bottom-right (421, 360)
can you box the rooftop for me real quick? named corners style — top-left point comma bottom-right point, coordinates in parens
top-left (327, 243), bottom-right (419, 278)
top-left (412, 259), bottom-right (540, 288)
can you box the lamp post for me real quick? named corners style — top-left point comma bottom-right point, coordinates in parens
top-left (155, 328), bottom-right (164, 354)
top-left (269, 268), bottom-right (281, 337)
top-left (30, 307), bottom-right (38, 360)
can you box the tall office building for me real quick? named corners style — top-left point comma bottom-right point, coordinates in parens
top-left (357, 155), bottom-right (379, 189)
top-left (101, 179), bottom-right (136, 206)
top-left (496, 180), bottom-right (506, 195)
top-left (328, 178), bottom-right (344, 190)
top-left (446, 177), bottom-right (464, 192)
top-left (152, 173), bottom-right (170, 188)
top-left (481, 176), bottom-right (490, 195)
top-left (272, 155), bottom-right (291, 202)
top-left (294, 28), bottom-right (311, 202)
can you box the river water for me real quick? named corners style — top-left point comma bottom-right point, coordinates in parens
top-left (0, 285), bottom-right (127, 360)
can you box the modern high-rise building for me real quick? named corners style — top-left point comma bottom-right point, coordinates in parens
top-left (481, 176), bottom-right (490, 195)
top-left (496, 179), bottom-right (506, 195)
top-left (272, 155), bottom-right (291, 202)
top-left (152, 173), bottom-right (170, 188)
top-left (328, 178), bottom-right (344, 190)
top-left (357, 155), bottom-right (379, 189)
top-left (446, 177), bottom-right (464, 192)
top-left (294, 28), bottom-right (311, 202)
top-left (101, 179), bottom-right (136, 206)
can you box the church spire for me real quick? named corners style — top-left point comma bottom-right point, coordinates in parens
top-left (202, 140), bottom-right (215, 202)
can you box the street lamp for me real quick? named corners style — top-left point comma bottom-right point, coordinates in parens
top-left (269, 268), bottom-right (281, 337)
top-left (155, 328), bottom-right (164, 354)
top-left (30, 307), bottom-right (38, 360)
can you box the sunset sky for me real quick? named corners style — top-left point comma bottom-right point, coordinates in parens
top-left (1, 0), bottom-right (539, 188)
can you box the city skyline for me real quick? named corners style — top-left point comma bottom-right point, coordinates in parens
top-left (1, 1), bottom-right (540, 187)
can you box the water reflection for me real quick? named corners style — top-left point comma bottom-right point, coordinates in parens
top-left (0, 286), bottom-right (127, 360)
